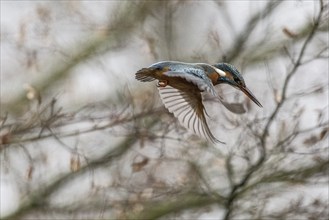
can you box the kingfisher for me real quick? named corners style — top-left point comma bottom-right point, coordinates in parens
top-left (135, 61), bottom-right (262, 143)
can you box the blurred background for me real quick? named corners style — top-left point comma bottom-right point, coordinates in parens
top-left (1, 0), bottom-right (328, 219)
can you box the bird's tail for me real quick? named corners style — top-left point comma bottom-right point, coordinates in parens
top-left (135, 68), bottom-right (156, 82)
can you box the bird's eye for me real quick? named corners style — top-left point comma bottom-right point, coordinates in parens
top-left (234, 77), bottom-right (243, 86)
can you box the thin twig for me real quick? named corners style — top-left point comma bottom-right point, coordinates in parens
top-left (224, 1), bottom-right (324, 219)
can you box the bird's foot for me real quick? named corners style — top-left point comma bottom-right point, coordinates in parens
top-left (157, 80), bottom-right (168, 87)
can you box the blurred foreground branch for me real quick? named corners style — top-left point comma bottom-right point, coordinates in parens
top-left (3, 116), bottom-right (159, 220)
top-left (4, 1), bottom-right (155, 114)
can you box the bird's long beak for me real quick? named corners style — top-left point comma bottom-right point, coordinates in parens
top-left (239, 86), bottom-right (263, 107)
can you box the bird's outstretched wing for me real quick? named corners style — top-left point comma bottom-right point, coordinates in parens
top-left (157, 70), bottom-right (224, 144)
top-left (158, 85), bottom-right (223, 144)
top-left (218, 100), bottom-right (246, 114)
top-left (163, 71), bottom-right (219, 98)
top-left (164, 71), bottom-right (246, 114)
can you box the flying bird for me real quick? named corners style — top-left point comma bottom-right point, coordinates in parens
top-left (135, 61), bottom-right (262, 143)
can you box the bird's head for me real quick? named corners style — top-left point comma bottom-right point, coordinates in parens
top-left (212, 63), bottom-right (262, 107)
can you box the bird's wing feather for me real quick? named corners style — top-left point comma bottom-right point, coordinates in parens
top-left (163, 71), bottom-right (246, 114)
top-left (219, 101), bottom-right (246, 114)
top-left (163, 71), bottom-right (219, 98)
top-left (158, 85), bottom-right (224, 144)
